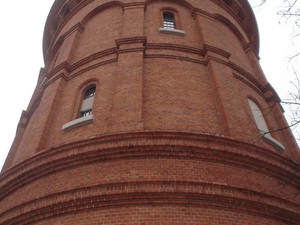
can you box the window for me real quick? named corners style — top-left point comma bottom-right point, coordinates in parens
top-left (248, 99), bottom-right (269, 135)
top-left (163, 11), bottom-right (175, 29)
top-left (83, 86), bottom-right (96, 99)
top-left (79, 86), bottom-right (96, 118)
top-left (62, 85), bottom-right (96, 131)
top-left (248, 99), bottom-right (285, 150)
top-left (62, 85), bottom-right (96, 130)
top-left (159, 11), bottom-right (185, 35)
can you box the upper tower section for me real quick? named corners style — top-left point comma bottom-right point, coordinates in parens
top-left (3, 0), bottom-right (298, 169)
top-left (43, 0), bottom-right (259, 64)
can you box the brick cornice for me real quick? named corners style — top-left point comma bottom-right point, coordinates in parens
top-left (122, 1), bottom-right (146, 10)
top-left (115, 36), bottom-right (147, 54)
top-left (0, 132), bottom-right (299, 201)
top-left (145, 54), bottom-right (204, 64)
top-left (45, 48), bottom-right (117, 86)
top-left (147, 43), bottom-right (202, 54)
top-left (1, 181), bottom-right (299, 224)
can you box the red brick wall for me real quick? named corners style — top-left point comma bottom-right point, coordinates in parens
top-left (1, 0), bottom-right (299, 224)
top-left (34, 207), bottom-right (289, 225)
top-left (6, 0), bottom-right (298, 164)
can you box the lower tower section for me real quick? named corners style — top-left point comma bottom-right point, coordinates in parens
top-left (1, 132), bottom-right (300, 224)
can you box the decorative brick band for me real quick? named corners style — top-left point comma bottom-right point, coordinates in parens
top-left (59, 40), bottom-right (267, 101)
top-left (43, 39), bottom-right (269, 105)
top-left (1, 132), bottom-right (299, 200)
top-left (1, 181), bottom-right (299, 224)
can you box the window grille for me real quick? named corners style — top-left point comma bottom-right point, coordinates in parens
top-left (163, 12), bottom-right (175, 29)
top-left (80, 109), bottom-right (93, 117)
top-left (79, 86), bottom-right (96, 118)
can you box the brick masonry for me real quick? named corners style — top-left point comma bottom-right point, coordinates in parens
top-left (1, 0), bottom-right (300, 224)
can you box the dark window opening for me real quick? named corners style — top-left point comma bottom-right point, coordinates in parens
top-left (80, 109), bottom-right (93, 117)
top-left (163, 12), bottom-right (175, 29)
top-left (84, 87), bottom-right (96, 99)
top-left (79, 85), bottom-right (96, 118)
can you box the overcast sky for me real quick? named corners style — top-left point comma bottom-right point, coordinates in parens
top-left (0, 0), bottom-right (299, 170)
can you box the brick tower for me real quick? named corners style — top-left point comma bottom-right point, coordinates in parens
top-left (1, 0), bottom-right (300, 224)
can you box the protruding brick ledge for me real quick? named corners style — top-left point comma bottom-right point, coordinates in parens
top-left (1, 181), bottom-right (299, 225)
top-left (0, 132), bottom-right (299, 200)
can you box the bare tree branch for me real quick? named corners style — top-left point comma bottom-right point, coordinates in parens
top-left (260, 119), bottom-right (300, 135)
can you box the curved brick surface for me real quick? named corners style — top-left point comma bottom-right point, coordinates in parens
top-left (1, 0), bottom-right (299, 224)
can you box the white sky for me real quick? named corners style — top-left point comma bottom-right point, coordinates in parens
top-left (0, 0), bottom-right (299, 170)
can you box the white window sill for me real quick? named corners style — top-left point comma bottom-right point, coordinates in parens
top-left (159, 28), bottom-right (186, 35)
top-left (62, 114), bottom-right (94, 131)
top-left (261, 132), bottom-right (285, 151)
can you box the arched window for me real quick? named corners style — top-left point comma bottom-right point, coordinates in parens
top-left (163, 11), bottom-right (175, 29)
top-left (62, 85), bottom-right (96, 130)
top-left (248, 99), bottom-right (285, 150)
top-left (248, 99), bottom-right (269, 135)
top-left (159, 10), bottom-right (185, 35)
top-left (79, 86), bottom-right (96, 118)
